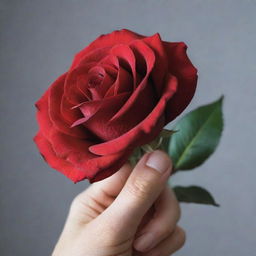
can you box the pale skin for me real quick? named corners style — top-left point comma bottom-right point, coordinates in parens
top-left (52, 150), bottom-right (185, 256)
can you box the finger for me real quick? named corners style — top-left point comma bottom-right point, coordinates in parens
top-left (133, 185), bottom-right (180, 252)
top-left (88, 163), bottom-right (133, 197)
top-left (69, 164), bottom-right (132, 221)
top-left (102, 150), bottom-right (172, 233)
top-left (144, 226), bottom-right (186, 256)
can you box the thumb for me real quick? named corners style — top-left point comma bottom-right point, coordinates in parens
top-left (101, 150), bottom-right (172, 233)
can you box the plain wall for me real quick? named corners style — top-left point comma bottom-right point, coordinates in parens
top-left (0, 0), bottom-right (255, 255)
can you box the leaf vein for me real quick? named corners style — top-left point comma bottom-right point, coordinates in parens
top-left (175, 107), bottom-right (219, 169)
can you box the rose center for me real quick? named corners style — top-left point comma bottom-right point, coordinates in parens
top-left (88, 73), bottom-right (104, 88)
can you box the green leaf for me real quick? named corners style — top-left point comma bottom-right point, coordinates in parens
top-left (173, 185), bottom-right (219, 206)
top-left (169, 96), bottom-right (224, 170)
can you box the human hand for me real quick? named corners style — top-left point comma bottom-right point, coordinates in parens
top-left (52, 150), bottom-right (185, 256)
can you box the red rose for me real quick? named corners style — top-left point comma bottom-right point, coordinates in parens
top-left (34, 29), bottom-right (197, 183)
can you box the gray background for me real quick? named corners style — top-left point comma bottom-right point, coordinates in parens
top-left (1, 0), bottom-right (255, 255)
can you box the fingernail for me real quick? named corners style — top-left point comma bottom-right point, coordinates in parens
top-left (134, 233), bottom-right (155, 252)
top-left (146, 150), bottom-right (170, 173)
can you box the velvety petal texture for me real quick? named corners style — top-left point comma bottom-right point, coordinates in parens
top-left (34, 29), bottom-right (198, 183)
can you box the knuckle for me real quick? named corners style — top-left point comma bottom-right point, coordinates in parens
top-left (175, 226), bottom-right (186, 248)
top-left (127, 176), bottom-right (152, 200)
top-left (70, 191), bottom-right (90, 214)
top-left (70, 194), bottom-right (81, 208)
top-left (156, 213), bottom-right (182, 238)
top-left (161, 225), bottom-right (175, 236)
top-left (70, 194), bottom-right (83, 213)
top-left (158, 225), bottom-right (174, 238)
top-left (157, 221), bottom-right (177, 238)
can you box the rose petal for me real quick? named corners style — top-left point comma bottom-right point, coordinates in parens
top-left (60, 96), bottom-right (82, 124)
top-left (64, 63), bottom-right (94, 104)
top-left (48, 130), bottom-right (132, 182)
top-left (71, 100), bottom-right (102, 127)
top-left (70, 117), bottom-right (91, 128)
top-left (35, 88), bottom-right (52, 140)
top-left (83, 92), bottom-right (131, 140)
top-left (114, 66), bottom-right (133, 95)
top-left (87, 149), bottom-right (132, 182)
top-left (110, 44), bottom-right (137, 88)
top-left (100, 54), bottom-right (119, 68)
top-left (49, 129), bottom-right (96, 158)
top-left (102, 55), bottom-right (133, 96)
top-left (163, 42), bottom-right (198, 122)
top-left (108, 79), bottom-right (156, 133)
top-left (48, 73), bottom-right (89, 138)
top-left (87, 66), bottom-right (115, 99)
top-left (71, 92), bottom-right (130, 129)
top-left (101, 63), bottom-right (118, 78)
top-left (64, 48), bottom-right (116, 105)
top-left (70, 29), bottom-right (144, 70)
top-left (99, 70), bottom-right (116, 96)
top-left (34, 132), bottom-right (83, 182)
top-left (143, 33), bottom-right (169, 95)
top-left (100, 55), bottom-right (120, 97)
top-left (109, 39), bottom-right (156, 124)
top-left (78, 47), bottom-right (110, 69)
top-left (89, 74), bottom-right (178, 155)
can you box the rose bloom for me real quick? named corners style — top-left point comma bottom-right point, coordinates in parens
top-left (34, 29), bottom-right (197, 183)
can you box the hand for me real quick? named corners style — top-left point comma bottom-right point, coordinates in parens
top-left (52, 150), bottom-right (185, 256)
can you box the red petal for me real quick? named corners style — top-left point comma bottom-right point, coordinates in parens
top-left (70, 92), bottom-right (130, 129)
top-left (87, 149), bottom-right (132, 183)
top-left (47, 130), bottom-right (132, 182)
top-left (110, 44), bottom-right (137, 88)
top-left (87, 66), bottom-right (116, 100)
top-left (79, 47), bottom-right (110, 67)
top-left (71, 117), bottom-right (90, 128)
top-left (73, 100), bottom-right (103, 125)
top-left (49, 129), bottom-right (95, 158)
top-left (70, 29), bottom-right (144, 70)
top-left (114, 66), bottom-right (133, 95)
top-left (60, 96), bottom-right (82, 124)
top-left (48, 73), bottom-right (89, 138)
top-left (83, 92), bottom-right (131, 140)
top-left (164, 42), bottom-right (198, 122)
top-left (109, 39), bottom-right (156, 124)
top-left (101, 63), bottom-right (118, 78)
top-left (35, 88), bottom-right (53, 140)
top-left (64, 64), bottom-right (94, 105)
top-left (102, 55), bottom-right (133, 96)
top-left (143, 33), bottom-right (169, 95)
top-left (34, 132), bottom-right (84, 182)
top-left (107, 79), bottom-right (156, 134)
top-left (89, 75), bottom-right (178, 155)
top-left (100, 55), bottom-right (120, 97)
top-left (100, 54), bottom-right (119, 68)
top-left (100, 70), bottom-right (116, 96)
